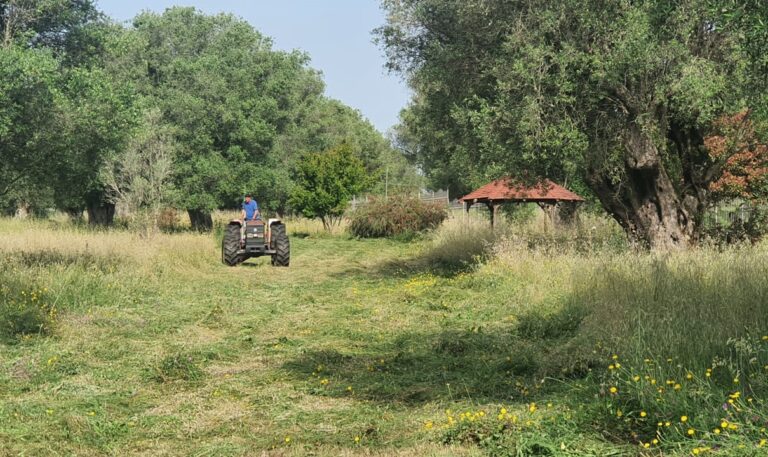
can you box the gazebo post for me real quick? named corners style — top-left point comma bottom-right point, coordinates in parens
top-left (485, 201), bottom-right (498, 229)
top-left (463, 201), bottom-right (472, 221)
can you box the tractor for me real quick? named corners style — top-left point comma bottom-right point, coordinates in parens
top-left (221, 218), bottom-right (290, 267)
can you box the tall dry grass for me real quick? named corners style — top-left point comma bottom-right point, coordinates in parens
top-left (420, 217), bottom-right (498, 269)
top-left (426, 212), bottom-right (768, 372)
top-left (0, 218), bottom-right (217, 327)
top-left (423, 210), bottom-right (626, 269)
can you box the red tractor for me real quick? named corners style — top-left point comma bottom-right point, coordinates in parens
top-left (221, 218), bottom-right (290, 267)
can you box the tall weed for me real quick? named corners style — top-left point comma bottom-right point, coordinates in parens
top-left (422, 218), bottom-right (497, 269)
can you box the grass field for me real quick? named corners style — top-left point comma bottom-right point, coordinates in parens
top-left (1, 216), bottom-right (768, 456)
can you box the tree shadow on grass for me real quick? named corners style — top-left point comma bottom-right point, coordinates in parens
top-left (280, 324), bottom-right (590, 406)
top-left (329, 249), bottom-right (477, 282)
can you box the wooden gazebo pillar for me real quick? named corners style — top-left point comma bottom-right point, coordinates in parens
top-left (485, 200), bottom-right (500, 229)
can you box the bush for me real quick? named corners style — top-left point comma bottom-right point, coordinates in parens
top-left (348, 195), bottom-right (448, 238)
top-left (0, 280), bottom-right (56, 343)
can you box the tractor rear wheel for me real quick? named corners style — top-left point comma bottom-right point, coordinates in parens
top-left (222, 224), bottom-right (243, 266)
top-left (271, 223), bottom-right (290, 267)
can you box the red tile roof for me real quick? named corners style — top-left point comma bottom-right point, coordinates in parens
top-left (459, 178), bottom-right (584, 203)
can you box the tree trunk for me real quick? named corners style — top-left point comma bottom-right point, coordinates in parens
top-left (85, 189), bottom-right (115, 227)
top-left (589, 124), bottom-right (696, 250)
top-left (86, 202), bottom-right (115, 226)
top-left (188, 209), bottom-right (213, 231)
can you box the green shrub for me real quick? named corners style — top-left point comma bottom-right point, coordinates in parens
top-left (348, 195), bottom-right (447, 238)
top-left (0, 281), bottom-right (56, 343)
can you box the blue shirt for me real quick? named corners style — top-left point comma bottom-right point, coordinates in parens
top-left (242, 200), bottom-right (259, 220)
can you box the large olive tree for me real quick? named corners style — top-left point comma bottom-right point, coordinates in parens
top-left (379, 0), bottom-right (768, 248)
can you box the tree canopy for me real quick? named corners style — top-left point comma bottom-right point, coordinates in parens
top-left (0, 5), bottom-right (413, 228)
top-left (290, 143), bottom-right (372, 231)
top-left (379, 0), bottom-right (768, 248)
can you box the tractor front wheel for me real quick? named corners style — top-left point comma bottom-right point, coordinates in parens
top-left (271, 223), bottom-right (290, 267)
top-left (222, 224), bottom-right (244, 266)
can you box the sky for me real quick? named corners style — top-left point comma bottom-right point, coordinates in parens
top-left (95, 0), bottom-right (411, 134)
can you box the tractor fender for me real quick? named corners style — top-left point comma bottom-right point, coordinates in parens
top-left (228, 219), bottom-right (243, 227)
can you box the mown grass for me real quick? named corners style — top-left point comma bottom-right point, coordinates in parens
top-left (0, 216), bottom-right (767, 456)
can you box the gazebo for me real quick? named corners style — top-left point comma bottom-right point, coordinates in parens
top-left (459, 178), bottom-right (584, 227)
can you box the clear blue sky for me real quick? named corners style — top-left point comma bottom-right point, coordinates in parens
top-left (95, 0), bottom-right (410, 134)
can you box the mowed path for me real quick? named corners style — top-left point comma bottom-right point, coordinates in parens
top-left (2, 230), bottom-right (502, 456)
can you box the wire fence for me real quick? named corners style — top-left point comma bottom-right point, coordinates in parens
top-left (350, 189), bottom-right (451, 210)
top-left (705, 204), bottom-right (760, 226)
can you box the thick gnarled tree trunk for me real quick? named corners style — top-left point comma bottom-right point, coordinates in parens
top-left (589, 123), bottom-right (698, 250)
top-left (85, 190), bottom-right (115, 227)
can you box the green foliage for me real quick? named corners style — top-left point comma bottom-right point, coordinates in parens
top-left (291, 144), bottom-right (372, 230)
top-left (348, 196), bottom-right (447, 238)
top-left (0, 0), bottom-right (125, 216)
top-left (0, 0), bottom-right (104, 62)
top-left (101, 108), bottom-right (176, 235)
top-left (51, 64), bottom-right (139, 213)
top-left (701, 204), bottom-right (768, 245)
top-left (0, 45), bottom-right (60, 199)
top-left (2, 4), bottom-right (414, 225)
top-left (113, 7), bottom-right (309, 214)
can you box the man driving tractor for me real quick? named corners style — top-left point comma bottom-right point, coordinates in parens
top-left (241, 194), bottom-right (260, 221)
top-left (222, 193), bottom-right (289, 267)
